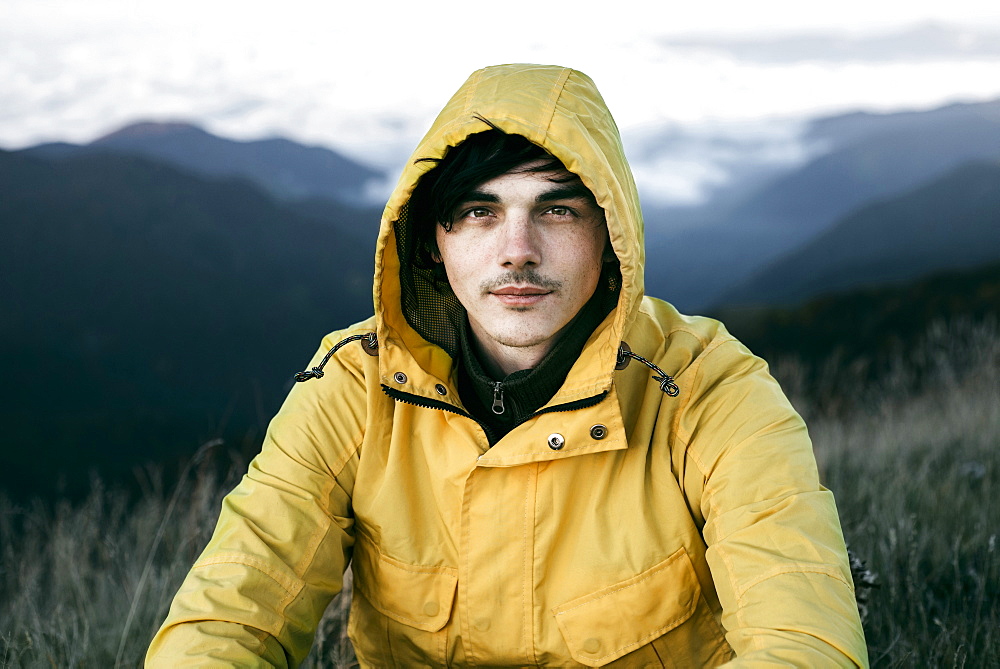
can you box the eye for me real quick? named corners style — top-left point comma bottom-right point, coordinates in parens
top-left (546, 205), bottom-right (575, 217)
top-left (456, 206), bottom-right (493, 220)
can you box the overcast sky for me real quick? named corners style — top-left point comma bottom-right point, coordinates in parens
top-left (4, 0), bottom-right (1000, 179)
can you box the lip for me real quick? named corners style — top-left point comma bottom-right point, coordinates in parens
top-left (491, 285), bottom-right (550, 296)
top-left (490, 285), bottom-right (551, 306)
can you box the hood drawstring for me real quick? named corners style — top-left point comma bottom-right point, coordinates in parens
top-left (617, 345), bottom-right (680, 397)
top-left (294, 332), bottom-right (377, 382)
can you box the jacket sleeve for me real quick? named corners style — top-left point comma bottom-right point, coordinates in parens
top-left (146, 333), bottom-right (369, 667)
top-left (677, 336), bottom-right (869, 667)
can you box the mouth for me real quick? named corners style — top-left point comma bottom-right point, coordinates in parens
top-left (490, 285), bottom-right (552, 306)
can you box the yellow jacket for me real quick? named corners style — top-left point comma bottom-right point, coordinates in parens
top-left (147, 65), bottom-right (868, 667)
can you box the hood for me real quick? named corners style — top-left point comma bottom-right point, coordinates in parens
top-left (373, 64), bottom-right (645, 405)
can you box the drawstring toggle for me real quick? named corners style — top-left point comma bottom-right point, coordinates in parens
top-left (294, 332), bottom-right (378, 382)
top-left (616, 345), bottom-right (680, 397)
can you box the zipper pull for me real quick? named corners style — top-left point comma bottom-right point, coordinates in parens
top-left (492, 381), bottom-right (505, 415)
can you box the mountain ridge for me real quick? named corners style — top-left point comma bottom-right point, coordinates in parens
top-left (644, 96), bottom-right (1000, 310)
top-left (714, 258), bottom-right (1000, 369)
top-left (719, 160), bottom-right (1000, 307)
top-left (24, 120), bottom-right (386, 207)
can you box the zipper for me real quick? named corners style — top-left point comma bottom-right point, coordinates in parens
top-left (381, 384), bottom-right (469, 417)
top-left (530, 391), bottom-right (608, 418)
top-left (492, 382), bottom-right (505, 415)
top-left (381, 385), bottom-right (499, 444)
top-left (383, 384), bottom-right (608, 433)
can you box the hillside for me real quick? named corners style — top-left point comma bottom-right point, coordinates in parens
top-left (720, 160), bottom-right (1000, 307)
top-left (715, 259), bottom-right (1000, 367)
top-left (646, 98), bottom-right (1000, 310)
top-left (0, 149), bottom-right (378, 499)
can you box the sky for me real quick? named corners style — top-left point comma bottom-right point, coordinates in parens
top-left (4, 0), bottom-right (1000, 203)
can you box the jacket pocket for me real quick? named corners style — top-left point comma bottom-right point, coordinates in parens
top-left (351, 536), bottom-right (457, 632)
top-left (552, 547), bottom-right (708, 667)
top-left (349, 534), bottom-right (457, 667)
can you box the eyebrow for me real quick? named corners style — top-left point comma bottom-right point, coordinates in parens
top-left (458, 190), bottom-right (500, 204)
top-left (456, 182), bottom-right (597, 208)
top-left (535, 182), bottom-right (597, 205)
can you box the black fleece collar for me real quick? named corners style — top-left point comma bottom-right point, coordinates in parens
top-left (457, 289), bottom-right (611, 445)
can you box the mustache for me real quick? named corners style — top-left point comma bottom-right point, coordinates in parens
top-left (480, 269), bottom-right (562, 295)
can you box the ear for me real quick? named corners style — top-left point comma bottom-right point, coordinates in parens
top-left (601, 241), bottom-right (617, 263)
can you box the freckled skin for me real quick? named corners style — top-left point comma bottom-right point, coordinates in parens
top-left (434, 162), bottom-right (609, 377)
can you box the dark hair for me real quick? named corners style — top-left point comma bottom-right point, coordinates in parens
top-left (407, 126), bottom-right (577, 267)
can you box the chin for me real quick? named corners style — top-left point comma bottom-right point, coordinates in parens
top-left (490, 327), bottom-right (559, 349)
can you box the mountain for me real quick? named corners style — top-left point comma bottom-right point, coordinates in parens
top-left (24, 121), bottom-right (385, 206)
top-left (714, 259), bottom-right (1000, 368)
top-left (0, 148), bottom-right (378, 500)
top-left (719, 160), bottom-right (1000, 307)
top-left (727, 100), bottom-right (1000, 237)
top-left (808, 98), bottom-right (1000, 150)
top-left (645, 98), bottom-right (1000, 310)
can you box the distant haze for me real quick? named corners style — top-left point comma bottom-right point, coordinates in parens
top-left (3, 1), bottom-right (1000, 205)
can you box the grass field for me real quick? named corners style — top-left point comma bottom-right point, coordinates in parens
top-left (1, 319), bottom-right (997, 668)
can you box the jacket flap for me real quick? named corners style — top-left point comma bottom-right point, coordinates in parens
top-left (353, 535), bottom-right (458, 632)
top-left (552, 547), bottom-right (700, 667)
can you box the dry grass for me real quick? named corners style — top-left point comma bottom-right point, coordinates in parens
top-left (802, 320), bottom-right (1000, 667)
top-left (1, 319), bottom-right (998, 667)
top-left (0, 445), bottom-right (357, 668)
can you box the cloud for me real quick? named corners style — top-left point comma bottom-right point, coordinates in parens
top-left (4, 2), bottom-right (1000, 211)
top-left (663, 22), bottom-right (1000, 64)
top-left (623, 119), bottom-right (816, 208)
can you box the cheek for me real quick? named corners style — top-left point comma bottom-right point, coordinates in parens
top-left (435, 240), bottom-right (478, 294)
top-left (435, 232), bottom-right (459, 269)
top-left (437, 228), bottom-right (484, 263)
top-left (567, 228), bottom-right (608, 270)
top-left (571, 231), bottom-right (609, 293)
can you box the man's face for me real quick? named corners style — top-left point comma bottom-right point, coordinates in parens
top-left (434, 161), bottom-right (608, 373)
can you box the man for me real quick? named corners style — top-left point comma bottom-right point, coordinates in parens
top-left (148, 64), bottom-right (868, 666)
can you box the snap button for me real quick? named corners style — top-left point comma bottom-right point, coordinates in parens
top-left (473, 617), bottom-right (491, 631)
top-left (590, 424), bottom-right (607, 440)
top-left (422, 601), bottom-right (439, 616)
top-left (393, 372), bottom-right (407, 384)
top-left (582, 637), bottom-right (601, 654)
top-left (434, 383), bottom-right (448, 395)
top-left (547, 433), bottom-right (565, 450)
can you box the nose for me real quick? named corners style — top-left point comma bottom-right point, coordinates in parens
top-left (497, 212), bottom-right (540, 269)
